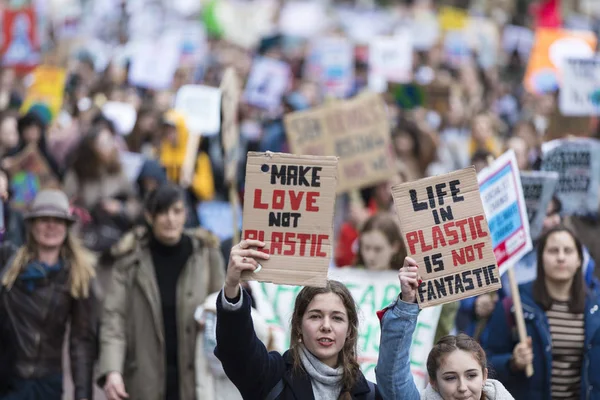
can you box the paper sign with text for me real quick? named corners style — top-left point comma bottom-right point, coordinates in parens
top-left (368, 31), bottom-right (413, 92)
top-left (478, 151), bottom-right (533, 275)
top-left (21, 66), bottom-right (66, 121)
top-left (392, 168), bottom-right (500, 308)
top-left (244, 57), bottom-right (290, 111)
top-left (541, 138), bottom-right (600, 216)
top-left (284, 93), bottom-right (395, 193)
top-left (241, 152), bottom-right (338, 287)
top-left (249, 268), bottom-right (442, 389)
top-left (102, 102), bottom-right (137, 136)
top-left (560, 57), bottom-right (600, 116)
top-left (175, 85), bottom-right (221, 136)
top-left (305, 37), bottom-right (354, 99)
top-left (520, 171), bottom-right (559, 241)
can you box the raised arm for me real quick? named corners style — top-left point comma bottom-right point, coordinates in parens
top-left (376, 257), bottom-right (421, 400)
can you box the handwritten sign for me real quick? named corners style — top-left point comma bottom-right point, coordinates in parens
top-left (243, 57), bottom-right (290, 111)
top-left (249, 268), bottom-right (442, 389)
top-left (559, 57), bottom-right (600, 116)
top-left (175, 85), bottom-right (222, 136)
top-left (478, 150), bottom-right (533, 275)
top-left (541, 138), bottom-right (600, 216)
top-left (284, 93), bottom-right (395, 193)
top-left (241, 152), bottom-right (338, 287)
top-left (520, 171), bottom-right (560, 240)
top-left (392, 168), bottom-right (500, 308)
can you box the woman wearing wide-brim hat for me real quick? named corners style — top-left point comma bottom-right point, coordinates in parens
top-left (0, 188), bottom-right (99, 400)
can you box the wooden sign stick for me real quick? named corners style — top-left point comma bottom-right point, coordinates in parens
top-left (181, 133), bottom-right (202, 188)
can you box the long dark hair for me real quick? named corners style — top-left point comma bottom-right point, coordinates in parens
top-left (533, 226), bottom-right (585, 313)
top-left (289, 281), bottom-right (360, 399)
top-left (355, 212), bottom-right (405, 269)
top-left (71, 127), bottom-right (122, 182)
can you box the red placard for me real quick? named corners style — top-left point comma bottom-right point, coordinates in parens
top-left (1, 7), bottom-right (40, 73)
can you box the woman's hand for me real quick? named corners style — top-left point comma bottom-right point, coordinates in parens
top-left (511, 337), bottom-right (533, 372)
top-left (104, 372), bottom-right (129, 400)
top-left (225, 239), bottom-right (270, 299)
top-left (398, 257), bottom-right (420, 304)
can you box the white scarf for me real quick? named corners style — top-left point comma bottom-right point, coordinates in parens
top-left (421, 379), bottom-right (514, 400)
top-left (299, 345), bottom-right (344, 400)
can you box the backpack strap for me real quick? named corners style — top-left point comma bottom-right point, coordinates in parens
top-left (264, 379), bottom-right (284, 400)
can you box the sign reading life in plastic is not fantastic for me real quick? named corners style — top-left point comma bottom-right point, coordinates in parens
top-left (392, 168), bottom-right (501, 308)
top-left (241, 152), bottom-right (338, 287)
top-left (478, 150), bottom-right (533, 275)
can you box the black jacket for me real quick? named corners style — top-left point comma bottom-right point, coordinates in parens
top-left (215, 289), bottom-right (381, 400)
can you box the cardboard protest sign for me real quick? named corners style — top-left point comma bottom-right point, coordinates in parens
top-left (175, 85), bottom-right (222, 136)
top-left (241, 152), bottom-right (338, 287)
top-left (1, 6), bottom-right (40, 72)
top-left (524, 28), bottom-right (596, 94)
top-left (392, 168), bottom-right (500, 308)
top-left (545, 110), bottom-right (592, 140)
top-left (368, 31), bottom-right (413, 92)
top-left (6, 145), bottom-right (60, 210)
top-left (243, 57), bottom-right (290, 111)
top-left (220, 67), bottom-right (241, 184)
top-left (284, 93), bottom-right (395, 193)
top-left (20, 66), bottom-right (66, 121)
top-left (249, 268), bottom-right (442, 388)
top-left (520, 171), bottom-right (560, 240)
top-left (478, 151), bottom-right (533, 275)
top-left (541, 138), bottom-right (600, 216)
top-left (560, 58), bottom-right (600, 116)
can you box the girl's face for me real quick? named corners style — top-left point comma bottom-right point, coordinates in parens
top-left (542, 231), bottom-right (581, 284)
top-left (472, 116), bottom-right (492, 143)
top-left (394, 131), bottom-right (415, 156)
top-left (300, 292), bottom-right (349, 368)
top-left (433, 350), bottom-right (487, 400)
top-left (95, 129), bottom-right (117, 162)
top-left (360, 229), bottom-right (398, 271)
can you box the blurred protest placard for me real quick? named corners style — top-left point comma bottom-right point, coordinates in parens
top-left (20, 66), bottom-right (66, 122)
top-left (392, 168), bottom-right (500, 308)
top-left (478, 150), bottom-right (532, 274)
top-left (1, 6), bottom-right (40, 72)
top-left (541, 138), bottom-right (600, 216)
top-left (560, 58), bottom-right (600, 116)
top-left (520, 171), bottom-right (560, 240)
top-left (438, 6), bottom-right (468, 31)
top-left (128, 35), bottom-right (181, 90)
top-left (545, 110), bottom-right (591, 140)
top-left (244, 57), bottom-right (290, 111)
top-left (305, 37), bottom-right (354, 99)
top-left (221, 67), bottom-right (241, 184)
top-left (278, 2), bottom-right (328, 38)
top-left (502, 25), bottom-right (534, 58)
top-left (368, 31), bottom-right (413, 92)
top-left (241, 152), bottom-right (338, 287)
top-left (285, 93), bottom-right (395, 193)
top-left (175, 85), bottom-right (222, 136)
top-left (524, 28), bottom-right (596, 94)
top-left (119, 151), bottom-right (145, 182)
top-left (6, 145), bottom-right (60, 210)
top-left (102, 102), bottom-right (137, 136)
top-left (250, 268), bottom-right (442, 388)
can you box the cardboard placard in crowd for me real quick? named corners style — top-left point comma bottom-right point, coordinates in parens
top-left (520, 171), bottom-right (560, 241)
top-left (20, 65), bottom-right (66, 121)
top-left (524, 28), bottom-right (596, 94)
top-left (545, 110), bottom-right (592, 140)
top-left (392, 167), bottom-right (500, 308)
top-left (284, 92), bottom-right (395, 193)
top-left (1, 6), bottom-right (40, 72)
top-left (541, 138), bottom-right (600, 216)
top-left (241, 152), bottom-right (338, 287)
top-left (478, 150), bottom-right (533, 275)
top-left (6, 144), bottom-right (60, 211)
top-left (560, 57), bottom-right (600, 116)
top-left (243, 57), bottom-right (291, 111)
top-left (249, 268), bottom-right (442, 389)
top-left (175, 84), bottom-right (222, 136)
top-left (220, 67), bottom-right (241, 185)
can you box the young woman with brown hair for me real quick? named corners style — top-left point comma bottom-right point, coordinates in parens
top-left (376, 257), bottom-right (513, 400)
top-left (216, 239), bottom-right (381, 400)
top-left (355, 212), bottom-right (406, 271)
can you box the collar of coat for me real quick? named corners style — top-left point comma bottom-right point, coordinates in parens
top-left (109, 225), bottom-right (220, 259)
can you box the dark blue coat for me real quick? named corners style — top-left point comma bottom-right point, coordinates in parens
top-left (215, 289), bottom-right (381, 400)
top-left (485, 281), bottom-right (600, 400)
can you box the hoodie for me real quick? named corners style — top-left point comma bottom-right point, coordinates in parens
top-left (159, 110), bottom-right (215, 201)
top-left (421, 380), bottom-right (513, 400)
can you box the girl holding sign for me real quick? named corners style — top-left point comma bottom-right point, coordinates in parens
top-left (216, 239), bottom-right (382, 400)
top-left (376, 257), bottom-right (513, 400)
top-left (485, 226), bottom-right (600, 400)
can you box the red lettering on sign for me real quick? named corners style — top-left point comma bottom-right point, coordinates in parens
top-left (253, 190), bottom-right (268, 209)
top-left (306, 192), bottom-right (319, 212)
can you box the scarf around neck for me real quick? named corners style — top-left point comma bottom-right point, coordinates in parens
top-left (299, 345), bottom-right (344, 400)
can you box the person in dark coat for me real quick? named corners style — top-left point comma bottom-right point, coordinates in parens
top-left (215, 239), bottom-right (381, 400)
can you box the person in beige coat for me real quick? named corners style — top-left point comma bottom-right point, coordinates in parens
top-left (97, 184), bottom-right (225, 400)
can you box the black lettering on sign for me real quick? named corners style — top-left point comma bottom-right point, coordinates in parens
top-left (266, 164), bottom-right (322, 187)
top-left (419, 265), bottom-right (499, 303)
top-left (291, 118), bottom-right (323, 146)
top-left (268, 212), bottom-right (302, 228)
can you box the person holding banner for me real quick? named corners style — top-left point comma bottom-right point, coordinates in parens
top-left (216, 239), bottom-right (382, 400)
top-left (376, 256), bottom-right (513, 400)
top-left (485, 226), bottom-right (600, 400)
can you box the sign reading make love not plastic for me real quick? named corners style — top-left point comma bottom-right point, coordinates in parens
top-left (392, 168), bottom-right (500, 308)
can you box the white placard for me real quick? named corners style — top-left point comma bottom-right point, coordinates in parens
top-left (369, 31), bottom-right (413, 92)
top-left (278, 2), bottom-right (328, 38)
top-left (175, 85), bottom-right (222, 136)
top-left (128, 35), bottom-right (181, 90)
top-left (559, 57), bottom-right (600, 116)
top-left (243, 57), bottom-right (290, 111)
top-left (119, 151), bottom-right (145, 182)
top-left (102, 101), bottom-right (137, 136)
